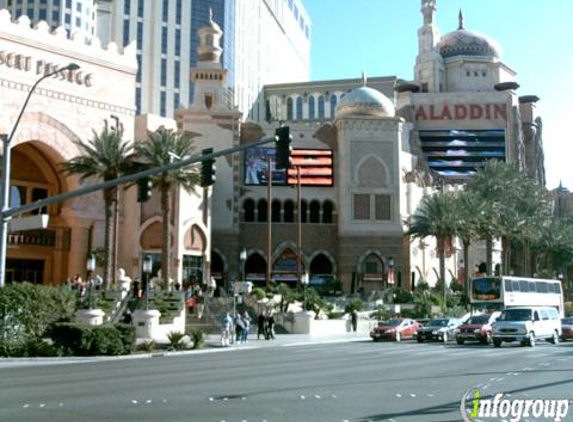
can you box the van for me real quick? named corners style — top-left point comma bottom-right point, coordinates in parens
top-left (492, 306), bottom-right (561, 347)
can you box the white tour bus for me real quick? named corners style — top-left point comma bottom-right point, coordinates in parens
top-left (469, 276), bottom-right (564, 318)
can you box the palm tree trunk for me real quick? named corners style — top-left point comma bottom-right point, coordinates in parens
top-left (161, 185), bottom-right (172, 289)
top-left (112, 188), bottom-right (119, 289)
top-left (463, 239), bottom-right (470, 300)
top-left (486, 237), bottom-right (493, 275)
top-left (103, 189), bottom-right (114, 289)
top-left (501, 236), bottom-right (510, 275)
top-left (438, 236), bottom-right (446, 303)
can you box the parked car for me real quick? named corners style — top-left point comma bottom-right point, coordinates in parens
top-left (370, 318), bottom-right (419, 342)
top-left (415, 317), bottom-right (463, 343)
top-left (455, 312), bottom-right (501, 345)
top-left (492, 307), bottom-right (561, 347)
top-left (560, 317), bottom-right (573, 341)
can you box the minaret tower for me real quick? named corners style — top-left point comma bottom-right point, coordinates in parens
top-left (414, 0), bottom-right (444, 92)
top-left (190, 8), bottom-right (228, 111)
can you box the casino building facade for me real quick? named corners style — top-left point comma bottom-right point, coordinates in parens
top-left (196, 0), bottom-right (546, 292)
top-left (0, 1), bottom-right (547, 292)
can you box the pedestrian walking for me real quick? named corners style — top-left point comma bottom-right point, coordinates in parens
top-left (257, 311), bottom-right (266, 340)
top-left (241, 311), bottom-right (252, 343)
top-left (266, 313), bottom-right (275, 340)
top-left (235, 313), bottom-right (245, 344)
top-left (220, 312), bottom-right (233, 347)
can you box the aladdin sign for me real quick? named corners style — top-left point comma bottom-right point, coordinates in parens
top-left (415, 103), bottom-right (507, 121)
top-left (0, 50), bottom-right (93, 87)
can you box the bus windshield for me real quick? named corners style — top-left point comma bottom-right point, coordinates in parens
top-left (472, 277), bottom-right (501, 300)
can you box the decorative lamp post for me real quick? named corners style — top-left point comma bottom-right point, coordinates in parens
top-left (239, 248), bottom-right (247, 282)
top-left (86, 253), bottom-right (96, 309)
top-left (0, 63), bottom-right (80, 288)
top-left (143, 255), bottom-right (153, 310)
top-left (302, 271), bottom-right (309, 311)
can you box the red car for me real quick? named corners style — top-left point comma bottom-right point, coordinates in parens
top-left (455, 312), bottom-right (500, 345)
top-left (370, 318), bottom-right (419, 342)
top-left (561, 317), bottom-right (573, 341)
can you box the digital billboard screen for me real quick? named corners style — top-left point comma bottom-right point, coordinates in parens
top-left (244, 148), bottom-right (334, 187)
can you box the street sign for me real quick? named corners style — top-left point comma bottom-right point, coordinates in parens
top-left (8, 214), bottom-right (49, 232)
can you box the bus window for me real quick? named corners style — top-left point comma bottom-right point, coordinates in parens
top-left (555, 283), bottom-right (562, 293)
top-left (536, 282), bottom-right (548, 293)
top-left (504, 279), bottom-right (513, 292)
top-left (528, 282), bottom-right (536, 292)
top-left (511, 280), bottom-right (520, 291)
top-left (519, 280), bottom-right (529, 292)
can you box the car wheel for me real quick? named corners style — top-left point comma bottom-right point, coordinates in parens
top-left (417, 337), bottom-right (424, 343)
top-left (493, 339), bottom-right (502, 348)
top-left (372, 338), bottom-right (379, 342)
top-left (527, 332), bottom-right (536, 347)
top-left (442, 332), bottom-right (448, 343)
top-left (456, 338), bottom-right (464, 345)
top-left (550, 331), bottom-right (559, 345)
top-left (396, 332), bottom-right (401, 342)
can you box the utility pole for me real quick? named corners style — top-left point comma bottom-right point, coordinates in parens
top-left (266, 157), bottom-right (272, 286)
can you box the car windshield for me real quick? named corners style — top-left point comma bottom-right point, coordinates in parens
top-left (499, 309), bottom-right (532, 321)
top-left (428, 319), bottom-right (448, 327)
top-left (466, 315), bottom-right (489, 324)
top-left (380, 320), bottom-right (402, 327)
top-left (562, 317), bottom-right (573, 325)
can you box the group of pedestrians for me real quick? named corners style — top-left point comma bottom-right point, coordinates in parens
top-left (220, 310), bottom-right (276, 347)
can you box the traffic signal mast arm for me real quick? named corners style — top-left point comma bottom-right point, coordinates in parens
top-left (1, 132), bottom-right (284, 219)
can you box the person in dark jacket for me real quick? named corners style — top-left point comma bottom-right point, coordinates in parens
top-left (257, 312), bottom-right (266, 340)
top-left (266, 313), bottom-right (275, 340)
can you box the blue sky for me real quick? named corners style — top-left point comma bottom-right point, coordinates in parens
top-left (303, 0), bottom-right (572, 190)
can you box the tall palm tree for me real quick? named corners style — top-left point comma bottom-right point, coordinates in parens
top-left (135, 127), bottom-right (200, 286)
top-left (407, 191), bottom-right (460, 302)
top-left (61, 122), bottom-right (135, 287)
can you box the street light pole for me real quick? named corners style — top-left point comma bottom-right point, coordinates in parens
top-left (143, 255), bottom-right (153, 311)
top-left (0, 63), bottom-right (80, 288)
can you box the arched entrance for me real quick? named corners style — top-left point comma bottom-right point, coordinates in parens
top-left (6, 139), bottom-right (87, 285)
top-left (244, 252), bottom-right (266, 287)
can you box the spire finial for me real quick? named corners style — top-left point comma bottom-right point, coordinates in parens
top-left (209, 7), bottom-right (214, 22)
top-left (458, 9), bottom-right (464, 29)
top-left (362, 70), bottom-right (367, 87)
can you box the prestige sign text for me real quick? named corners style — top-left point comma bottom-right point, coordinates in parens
top-left (0, 50), bottom-right (93, 87)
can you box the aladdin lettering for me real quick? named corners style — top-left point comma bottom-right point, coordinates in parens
top-left (0, 51), bottom-right (93, 87)
top-left (415, 103), bottom-right (506, 121)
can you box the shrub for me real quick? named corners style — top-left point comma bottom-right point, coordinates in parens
top-left (167, 331), bottom-right (186, 351)
top-left (565, 302), bottom-right (573, 316)
top-left (189, 329), bottom-right (205, 350)
top-left (391, 288), bottom-right (413, 304)
top-left (344, 299), bottom-right (364, 314)
top-left (136, 340), bottom-right (156, 352)
top-left (115, 323), bottom-right (136, 353)
top-left (370, 306), bottom-right (391, 321)
top-left (250, 287), bottom-right (267, 301)
top-left (0, 283), bottom-right (76, 356)
top-left (49, 322), bottom-right (131, 356)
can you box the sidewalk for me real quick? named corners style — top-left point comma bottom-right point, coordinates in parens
top-left (204, 330), bottom-right (369, 350)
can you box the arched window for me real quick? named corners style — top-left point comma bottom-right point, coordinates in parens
top-left (284, 200), bottom-right (295, 223)
top-left (296, 96), bottom-right (303, 120)
top-left (329, 94), bottom-right (338, 119)
top-left (272, 199), bottom-right (281, 222)
top-left (286, 97), bottom-right (293, 120)
top-left (309, 200), bottom-right (320, 223)
top-left (310, 253), bottom-right (333, 276)
top-left (308, 95), bottom-right (316, 120)
top-left (322, 200), bottom-right (334, 224)
top-left (243, 198), bottom-right (255, 222)
top-left (301, 200), bottom-right (308, 223)
top-left (318, 95), bottom-right (325, 119)
top-left (257, 199), bottom-right (268, 223)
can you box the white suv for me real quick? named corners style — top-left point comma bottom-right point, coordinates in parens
top-left (492, 307), bottom-right (561, 347)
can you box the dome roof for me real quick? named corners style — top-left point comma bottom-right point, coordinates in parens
top-left (438, 28), bottom-right (501, 59)
top-left (438, 11), bottom-right (501, 59)
top-left (336, 86), bottom-right (395, 119)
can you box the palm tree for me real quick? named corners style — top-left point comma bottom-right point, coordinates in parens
top-left (135, 127), bottom-right (200, 286)
top-left (407, 191), bottom-right (460, 302)
top-left (61, 121), bottom-right (135, 287)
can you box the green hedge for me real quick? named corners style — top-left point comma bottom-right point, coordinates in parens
top-left (49, 322), bottom-right (135, 356)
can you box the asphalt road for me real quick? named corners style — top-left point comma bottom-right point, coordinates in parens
top-left (1, 339), bottom-right (572, 422)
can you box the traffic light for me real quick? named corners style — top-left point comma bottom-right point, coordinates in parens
top-left (275, 125), bottom-right (292, 169)
top-left (137, 177), bottom-right (153, 202)
top-left (200, 148), bottom-right (216, 187)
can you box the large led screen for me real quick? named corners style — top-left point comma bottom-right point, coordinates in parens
top-left (244, 148), bottom-right (333, 187)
